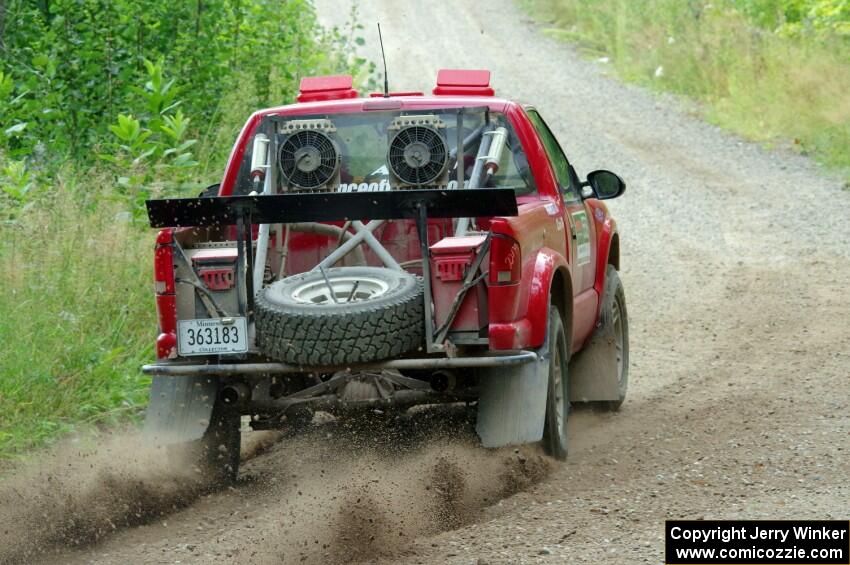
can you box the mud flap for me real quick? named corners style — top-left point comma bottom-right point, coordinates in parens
top-left (475, 341), bottom-right (550, 449)
top-left (143, 376), bottom-right (218, 444)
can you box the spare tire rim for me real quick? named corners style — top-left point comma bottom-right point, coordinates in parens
top-left (291, 275), bottom-right (391, 305)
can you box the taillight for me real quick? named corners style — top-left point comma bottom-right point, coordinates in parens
top-left (153, 229), bottom-right (177, 359)
top-left (489, 234), bottom-right (521, 285)
top-left (154, 229), bottom-right (175, 294)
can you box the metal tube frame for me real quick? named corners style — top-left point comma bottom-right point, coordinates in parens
top-left (142, 350), bottom-right (538, 377)
top-left (415, 202), bottom-right (440, 353)
top-left (252, 389), bottom-right (477, 413)
top-left (235, 213), bottom-right (247, 316)
top-left (312, 219), bottom-right (385, 271)
top-left (350, 220), bottom-right (402, 270)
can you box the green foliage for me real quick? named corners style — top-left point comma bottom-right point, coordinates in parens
top-left (0, 159), bottom-right (36, 218)
top-left (134, 59), bottom-right (182, 119)
top-left (522, 0), bottom-right (850, 178)
top-left (0, 0), bottom-right (375, 219)
top-left (0, 0), bottom-right (371, 165)
top-left (97, 61), bottom-right (202, 217)
top-left (106, 114), bottom-right (154, 166)
top-left (0, 160), bottom-right (33, 202)
top-left (728, 0), bottom-right (850, 36)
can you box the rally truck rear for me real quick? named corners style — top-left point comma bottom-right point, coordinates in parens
top-left (142, 70), bottom-right (630, 481)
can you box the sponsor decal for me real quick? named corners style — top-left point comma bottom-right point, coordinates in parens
top-left (335, 178), bottom-right (469, 192)
top-left (336, 179), bottom-right (392, 193)
top-left (571, 210), bottom-right (591, 265)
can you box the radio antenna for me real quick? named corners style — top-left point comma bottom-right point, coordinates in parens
top-left (377, 23), bottom-right (389, 98)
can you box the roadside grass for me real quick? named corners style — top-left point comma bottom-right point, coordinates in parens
top-left (520, 0), bottom-right (850, 181)
top-left (0, 175), bottom-right (153, 459)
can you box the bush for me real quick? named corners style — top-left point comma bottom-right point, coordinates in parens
top-left (0, 0), bottom-right (369, 163)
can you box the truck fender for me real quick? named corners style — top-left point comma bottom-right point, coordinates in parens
top-left (143, 376), bottom-right (219, 445)
top-left (526, 248), bottom-right (570, 349)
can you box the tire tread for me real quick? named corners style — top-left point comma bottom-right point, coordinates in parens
top-left (254, 271), bottom-right (424, 365)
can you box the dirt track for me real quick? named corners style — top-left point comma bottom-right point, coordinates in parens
top-left (2, 0), bottom-right (849, 563)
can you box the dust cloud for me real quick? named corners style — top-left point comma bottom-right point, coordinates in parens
top-left (0, 409), bottom-right (552, 564)
top-left (0, 432), bottom-right (209, 564)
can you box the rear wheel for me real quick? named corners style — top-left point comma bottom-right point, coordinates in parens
top-left (542, 306), bottom-right (569, 460)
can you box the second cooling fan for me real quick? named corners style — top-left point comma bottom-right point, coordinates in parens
top-left (387, 115), bottom-right (449, 188)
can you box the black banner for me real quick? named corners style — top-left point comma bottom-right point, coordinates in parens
top-left (666, 520), bottom-right (849, 564)
top-left (145, 188), bottom-right (519, 228)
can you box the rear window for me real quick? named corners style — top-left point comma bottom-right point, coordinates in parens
top-left (233, 107), bottom-right (536, 196)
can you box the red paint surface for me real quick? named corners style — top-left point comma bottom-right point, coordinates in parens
top-left (296, 75), bottom-right (359, 103)
top-left (433, 69), bottom-right (495, 96)
top-left (156, 331), bottom-right (177, 360)
top-left (586, 198), bottom-right (618, 319)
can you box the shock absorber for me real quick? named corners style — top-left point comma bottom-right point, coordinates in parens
top-left (250, 133), bottom-right (270, 194)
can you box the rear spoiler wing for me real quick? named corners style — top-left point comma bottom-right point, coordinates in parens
top-left (145, 188), bottom-right (518, 228)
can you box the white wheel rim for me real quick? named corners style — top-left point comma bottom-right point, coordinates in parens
top-left (552, 340), bottom-right (566, 435)
top-left (612, 296), bottom-right (625, 389)
top-left (291, 275), bottom-right (391, 305)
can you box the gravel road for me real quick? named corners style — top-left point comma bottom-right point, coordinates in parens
top-left (2, 0), bottom-right (848, 563)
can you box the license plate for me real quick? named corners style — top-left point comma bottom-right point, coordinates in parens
top-left (177, 317), bottom-right (248, 356)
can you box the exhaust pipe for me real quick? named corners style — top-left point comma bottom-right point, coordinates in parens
top-left (430, 370), bottom-right (457, 393)
top-left (219, 383), bottom-right (250, 406)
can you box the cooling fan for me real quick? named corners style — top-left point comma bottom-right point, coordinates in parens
top-left (278, 119), bottom-right (340, 191)
top-left (387, 115), bottom-right (449, 188)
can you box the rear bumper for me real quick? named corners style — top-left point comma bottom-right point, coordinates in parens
top-left (142, 350), bottom-right (538, 377)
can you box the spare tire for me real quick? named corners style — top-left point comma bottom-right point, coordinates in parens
top-left (255, 266), bottom-right (424, 365)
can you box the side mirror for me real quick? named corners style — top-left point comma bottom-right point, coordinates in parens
top-left (584, 170), bottom-right (626, 200)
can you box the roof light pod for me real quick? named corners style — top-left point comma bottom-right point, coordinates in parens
top-left (297, 75), bottom-right (359, 103)
top-left (432, 69), bottom-right (495, 96)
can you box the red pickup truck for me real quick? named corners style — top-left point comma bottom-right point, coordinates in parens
top-left (142, 69), bottom-right (629, 482)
